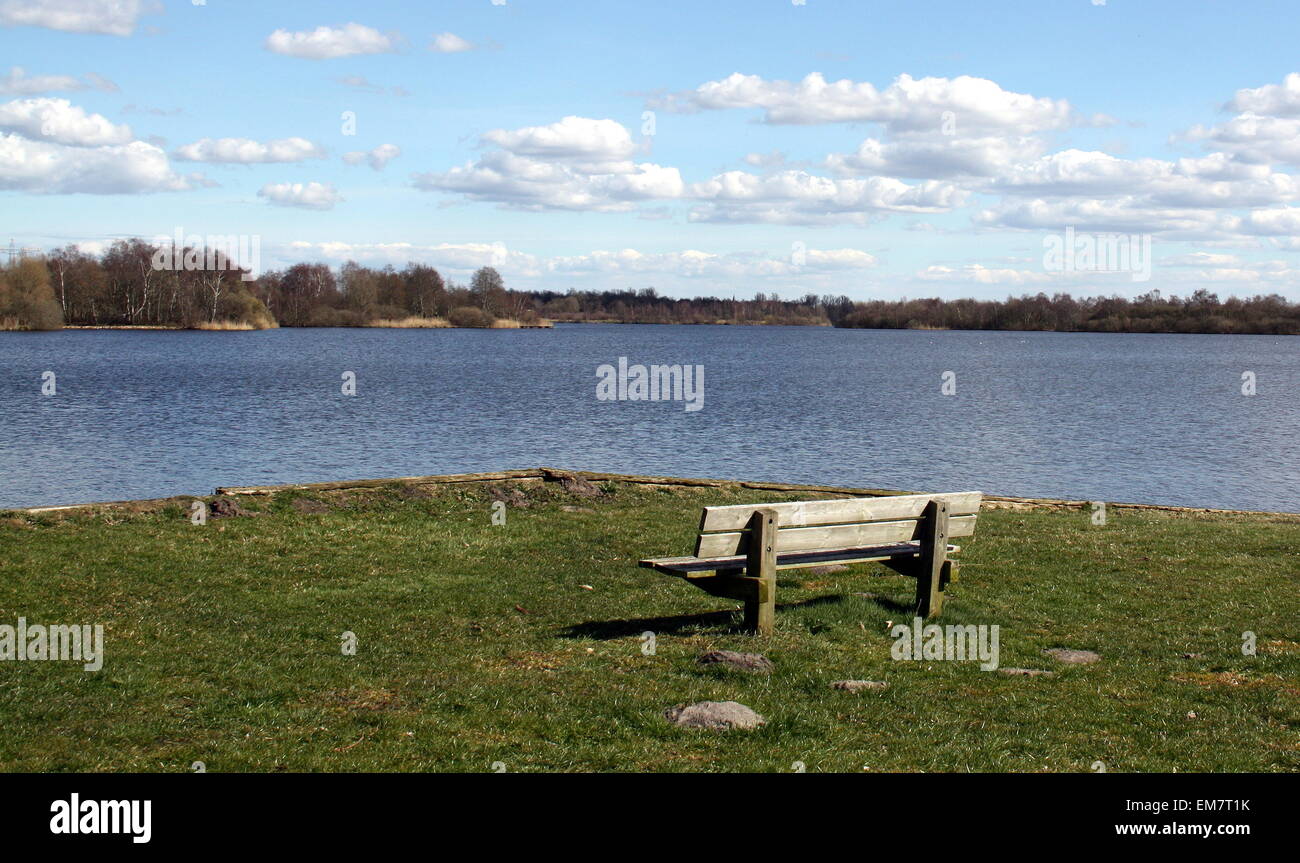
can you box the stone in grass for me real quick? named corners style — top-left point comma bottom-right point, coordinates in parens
top-left (830, 680), bottom-right (887, 692)
top-left (665, 701), bottom-right (765, 730)
top-left (999, 668), bottom-right (1055, 677)
top-left (1044, 648), bottom-right (1101, 665)
top-left (558, 474), bottom-right (604, 498)
top-left (209, 497), bottom-right (252, 518)
top-left (697, 650), bottom-right (774, 673)
top-left (488, 485), bottom-right (531, 509)
top-left (560, 505), bottom-right (595, 513)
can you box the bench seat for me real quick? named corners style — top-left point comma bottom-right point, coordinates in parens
top-left (640, 541), bottom-right (961, 575)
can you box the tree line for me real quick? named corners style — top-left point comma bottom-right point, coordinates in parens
top-left (1, 241), bottom-right (1297, 334)
top-left (0, 241), bottom-right (845, 329)
top-left (840, 291), bottom-right (1300, 335)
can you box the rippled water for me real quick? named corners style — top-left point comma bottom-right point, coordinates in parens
top-left (0, 325), bottom-right (1296, 511)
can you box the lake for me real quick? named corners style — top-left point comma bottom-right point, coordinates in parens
top-left (0, 325), bottom-right (1296, 512)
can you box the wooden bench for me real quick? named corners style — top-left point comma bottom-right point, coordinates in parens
top-left (639, 492), bottom-right (982, 635)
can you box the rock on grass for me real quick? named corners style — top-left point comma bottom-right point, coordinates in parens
top-left (209, 497), bottom-right (252, 518)
top-left (487, 485), bottom-right (531, 509)
top-left (697, 650), bottom-right (774, 673)
top-left (557, 474), bottom-right (604, 498)
top-left (664, 701), bottom-right (765, 730)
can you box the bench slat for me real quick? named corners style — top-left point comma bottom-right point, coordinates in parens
top-left (640, 542), bottom-right (962, 574)
top-left (695, 513), bottom-right (977, 557)
top-left (698, 491), bottom-right (981, 533)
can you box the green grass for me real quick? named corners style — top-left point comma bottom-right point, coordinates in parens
top-left (1, 480), bottom-right (1297, 773)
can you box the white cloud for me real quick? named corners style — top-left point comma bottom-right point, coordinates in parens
top-left (258, 181), bottom-right (342, 210)
top-left (1184, 113), bottom-right (1300, 168)
top-left (418, 115), bottom-right (960, 222)
top-left (916, 263), bottom-right (1053, 285)
top-left (1240, 206), bottom-right (1300, 237)
top-left (743, 150), bottom-right (786, 169)
top-left (989, 149), bottom-right (1172, 196)
top-left (342, 143), bottom-right (400, 170)
top-left (335, 75), bottom-right (408, 97)
top-left (416, 118), bottom-right (682, 211)
top-left (547, 247), bottom-right (878, 277)
top-left (413, 81), bottom-right (1300, 238)
top-left (825, 134), bottom-right (1045, 180)
top-left (688, 170), bottom-right (964, 225)
top-left (909, 253), bottom-right (1300, 295)
top-left (174, 137), bottom-right (325, 164)
top-left (651, 72), bottom-right (1088, 134)
top-left (974, 198), bottom-right (1234, 238)
top-left (1162, 252), bottom-right (1242, 267)
top-left (0, 0), bottom-right (149, 36)
top-left (984, 149), bottom-right (1300, 215)
top-left (0, 97), bottom-right (132, 146)
top-left (265, 23), bottom-right (397, 60)
top-left (419, 149), bottom-right (684, 211)
top-left (289, 240), bottom-right (531, 273)
top-left (481, 115), bottom-right (635, 169)
top-left (0, 133), bottom-right (195, 193)
top-left (430, 32), bottom-right (474, 53)
top-left (1226, 73), bottom-right (1300, 118)
top-left (0, 66), bottom-right (116, 96)
top-left (336, 75), bottom-right (382, 92)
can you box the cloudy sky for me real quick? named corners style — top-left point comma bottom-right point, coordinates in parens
top-left (4, 0), bottom-right (1300, 299)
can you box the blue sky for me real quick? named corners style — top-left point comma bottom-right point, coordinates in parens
top-left (4, 0), bottom-right (1300, 299)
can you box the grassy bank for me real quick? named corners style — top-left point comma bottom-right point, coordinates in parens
top-left (1, 478), bottom-right (1296, 772)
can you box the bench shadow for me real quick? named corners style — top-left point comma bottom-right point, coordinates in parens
top-left (859, 593), bottom-right (914, 615)
top-left (561, 594), bottom-right (854, 640)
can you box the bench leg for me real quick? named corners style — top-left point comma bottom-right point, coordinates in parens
top-left (741, 577), bottom-right (775, 635)
top-left (742, 592), bottom-right (761, 633)
top-left (915, 499), bottom-right (949, 619)
top-left (744, 508), bottom-right (778, 636)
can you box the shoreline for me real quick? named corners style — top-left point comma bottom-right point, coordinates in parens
top-left (56, 322), bottom-right (556, 331)
top-left (27, 322), bottom-right (1299, 335)
top-left (11, 467), bottom-right (1298, 518)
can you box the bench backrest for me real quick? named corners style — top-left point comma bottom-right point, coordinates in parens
top-left (693, 492), bottom-right (982, 558)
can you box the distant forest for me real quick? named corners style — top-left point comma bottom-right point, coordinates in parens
top-left (840, 292), bottom-right (1300, 335)
top-left (1, 240), bottom-right (1298, 335)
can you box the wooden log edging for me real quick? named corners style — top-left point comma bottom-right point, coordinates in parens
top-left (217, 466), bottom-right (1294, 517)
top-left (214, 469), bottom-right (544, 496)
top-left (13, 467), bottom-right (1296, 517)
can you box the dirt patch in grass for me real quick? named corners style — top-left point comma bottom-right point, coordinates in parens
top-left (322, 688), bottom-right (404, 711)
top-left (477, 650), bottom-right (570, 673)
top-left (395, 484), bottom-right (432, 500)
top-left (1173, 671), bottom-right (1300, 696)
